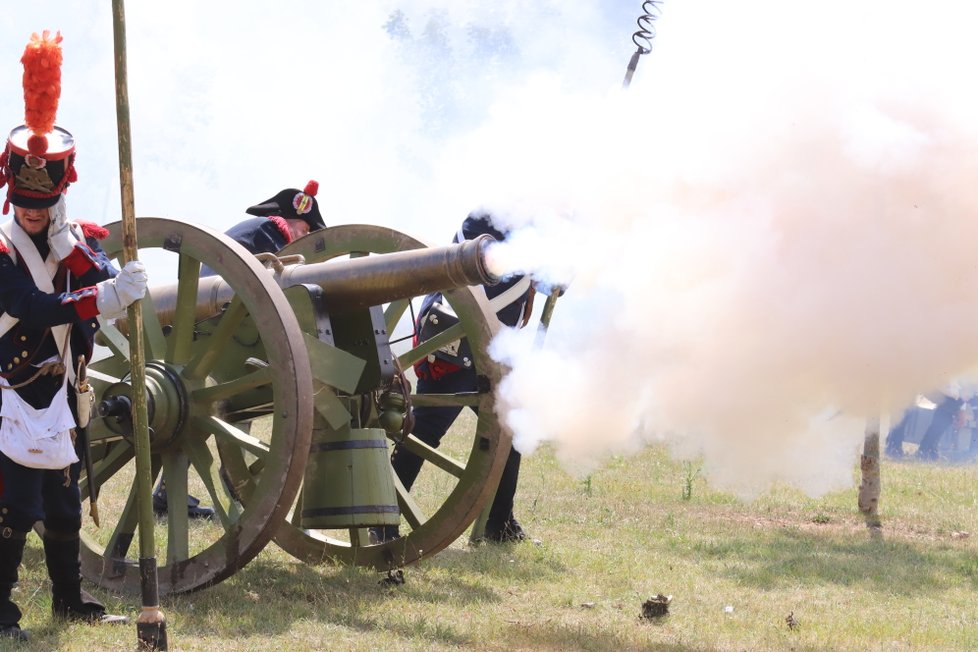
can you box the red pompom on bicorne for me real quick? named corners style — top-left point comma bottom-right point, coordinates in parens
top-left (0, 238), bottom-right (8, 254)
top-left (77, 220), bottom-right (108, 240)
top-left (304, 180), bottom-right (318, 197)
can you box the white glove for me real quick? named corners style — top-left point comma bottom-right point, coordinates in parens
top-left (96, 261), bottom-right (148, 319)
top-left (48, 195), bottom-right (78, 261)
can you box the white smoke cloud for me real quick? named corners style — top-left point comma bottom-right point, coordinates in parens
top-left (475, 1), bottom-right (978, 497)
top-left (4, 1), bottom-right (975, 498)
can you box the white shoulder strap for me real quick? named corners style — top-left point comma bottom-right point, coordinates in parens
top-left (0, 218), bottom-right (71, 366)
top-left (487, 276), bottom-right (532, 313)
top-left (458, 225), bottom-right (531, 317)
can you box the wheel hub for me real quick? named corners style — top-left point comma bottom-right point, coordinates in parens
top-left (97, 361), bottom-right (189, 451)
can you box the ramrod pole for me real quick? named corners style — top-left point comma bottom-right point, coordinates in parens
top-left (111, 2), bottom-right (167, 649)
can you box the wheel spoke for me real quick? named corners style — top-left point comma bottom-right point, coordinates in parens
top-left (166, 252), bottom-right (202, 364)
top-left (392, 472), bottom-right (426, 529)
top-left (384, 299), bottom-right (410, 333)
top-left (182, 298), bottom-right (248, 380)
top-left (87, 368), bottom-right (121, 393)
top-left (96, 321), bottom-right (132, 362)
top-left (392, 434), bottom-right (465, 478)
top-left (349, 528), bottom-right (369, 547)
top-left (185, 437), bottom-right (236, 529)
top-left (106, 457), bottom-right (161, 565)
top-left (397, 322), bottom-right (465, 368)
top-left (161, 451), bottom-right (190, 564)
top-left (196, 415), bottom-right (272, 459)
top-left (191, 367), bottom-right (273, 405)
top-left (138, 290), bottom-right (167, 360)
top-left (80, 440), bottom-right (134, 499)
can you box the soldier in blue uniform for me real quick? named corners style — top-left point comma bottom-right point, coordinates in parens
top-left (155, 181), bottom-right (326, 515)
top-left (0, 118), bottom-right (140, 639)
top-left (372, 211), bottom-right (535, 544)
top-left (195, 180), bottom-right (325, 279)
top-left (226, 180), bottom-right (326, 254)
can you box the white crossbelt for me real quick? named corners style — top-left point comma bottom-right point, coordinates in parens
top-left (0, 218), bottom-right (74, 378)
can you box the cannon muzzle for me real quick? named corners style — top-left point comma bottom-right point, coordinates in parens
top-left (147, 233), bottom-right (498, 327)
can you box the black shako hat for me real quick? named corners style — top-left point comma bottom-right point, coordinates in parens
top-left (0, 31), bottom-right (77, 214)
top-left (3, 125), bottom-right (76, 211)
top-left (245, 180), bottom-right (325, 231)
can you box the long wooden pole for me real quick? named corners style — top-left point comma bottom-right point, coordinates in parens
top-left (110, 2), bottom-right (167, 649)
top-left (858, 416), bottom-right (882, 532)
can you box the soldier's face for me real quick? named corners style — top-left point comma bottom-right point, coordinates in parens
top-left (285, 218), bottom-right (310, 241)
top-left (13, 206), bottom-right (51, 236)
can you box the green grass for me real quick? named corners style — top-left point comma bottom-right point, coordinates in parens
top-left (10, 440), bottom-right (978, 651)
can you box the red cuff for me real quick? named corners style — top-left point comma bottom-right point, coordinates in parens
top-left (61, 243), bottom-right (102, 277)
top-left (73, 294), bottom-right (100, 320)
top-left (61, 285), bottom-right (100, 319)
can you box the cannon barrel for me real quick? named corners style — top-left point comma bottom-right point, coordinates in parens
top-left (147, 233), bottom-right (498, 327)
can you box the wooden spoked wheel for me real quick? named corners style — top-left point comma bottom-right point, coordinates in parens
top-left (79, 218), bottom-right (314, 594)
top-left (267, 224), bottom-right (510, 569)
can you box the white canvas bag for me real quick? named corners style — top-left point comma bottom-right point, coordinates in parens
top-left (0, 218), bottom-right (79, 469)
top-left (0, 373), bottom-right (78, 469)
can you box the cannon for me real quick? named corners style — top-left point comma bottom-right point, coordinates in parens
top-left (77, 218), bottom-right (512, 595)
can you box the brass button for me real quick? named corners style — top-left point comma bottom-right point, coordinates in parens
top-left (91, 322), bottom-right (97, 328)
top-left (19, 335), bottom-right (26, 341)
top-left (20, 350), bottom-right (27, 357)
top-left (12, 357), bottom-right (19, 364)
top-left (5, 364), bottom-right (11, 370)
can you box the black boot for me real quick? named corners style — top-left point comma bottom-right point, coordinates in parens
top-left (0, 529), bottom-right (29, 641)
top-left (484, 513), bottom-right (528, 543)
top-left (153, 484), bottom-right (215, 520)
top-left (483, 449), bottom-right (526, 543)
top-left (43, 532), bottom-right (129, 625)
top-left (368, 525), bottom-right (401, 544)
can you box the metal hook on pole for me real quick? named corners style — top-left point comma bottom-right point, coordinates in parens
top-left (622, 0), bottom-right (664, 89)
top-left (110, 1), bottom-right (167, 649)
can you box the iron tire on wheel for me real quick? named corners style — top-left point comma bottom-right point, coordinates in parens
top-left (79, 217), bottom-right (314, 595)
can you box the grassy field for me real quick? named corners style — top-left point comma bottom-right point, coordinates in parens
top-left (9, 435), bottom-right (978, 651)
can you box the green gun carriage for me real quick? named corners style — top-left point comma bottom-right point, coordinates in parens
top-left (78, 217), bottom-right (513, 595)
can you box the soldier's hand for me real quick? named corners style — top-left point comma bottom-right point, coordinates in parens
top-left (115, 261), bottom-right (148, 305)
top-left (48, 196), bottom-right (77, 261)
top-left (95, 261), bottom-right (149, 319)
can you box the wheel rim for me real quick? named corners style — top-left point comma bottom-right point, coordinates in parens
top-left (80, 218), bottom-right (314, 594)
top-left (267, 224), bottom-right (510, 568)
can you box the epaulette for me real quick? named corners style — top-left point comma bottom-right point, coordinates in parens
top-left (77, 221), bottom-right (109, 240)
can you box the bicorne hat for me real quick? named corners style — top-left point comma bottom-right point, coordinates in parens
top-left (245, 180), bottom-right (325, 231)
top-left (0, 31), bottom-right (77, 214)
